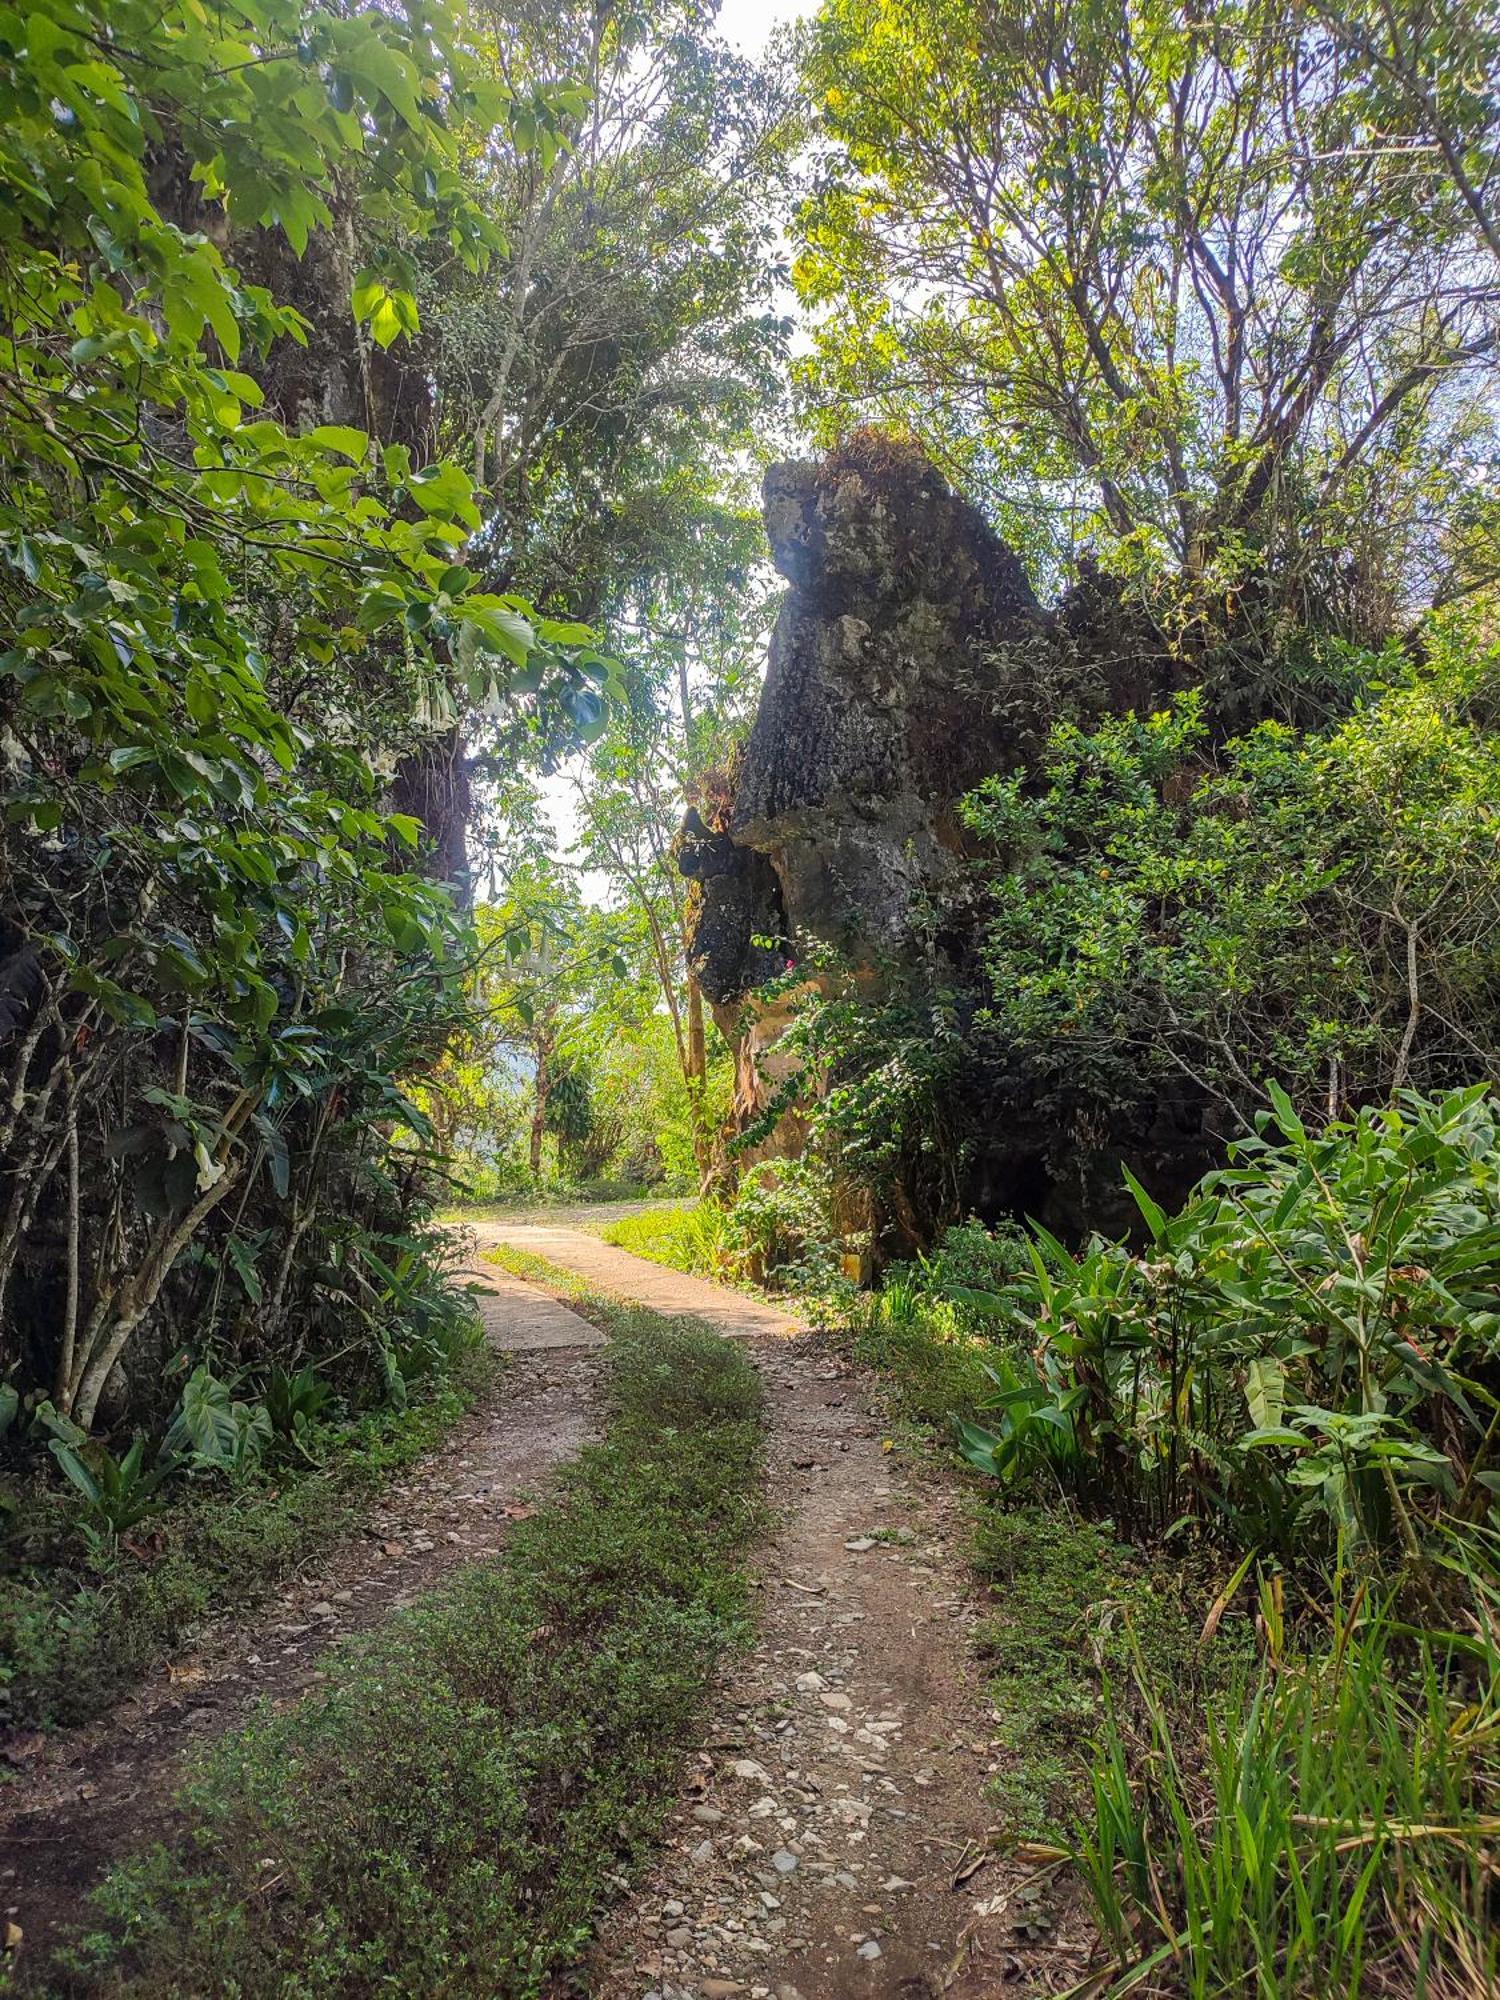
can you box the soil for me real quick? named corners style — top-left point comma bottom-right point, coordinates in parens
top-left (2, 1214), bottom-right (1089, 1995)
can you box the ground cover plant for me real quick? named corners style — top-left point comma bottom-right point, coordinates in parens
top-left (35, 1290), bottom-right (765, 1999)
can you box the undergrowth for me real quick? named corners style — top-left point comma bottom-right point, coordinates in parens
top-left (0, 1359), bottom-right (494, 1735)
top-left (599, 1201), bottom-right (729, 1276)
top-left (849, 1293), bottom-right (1246, 1844)
top-left (42, 1285), bottom-right (765, 1999)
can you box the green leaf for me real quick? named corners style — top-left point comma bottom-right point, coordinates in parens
top-left (306, 424), bottom-right (370, 463)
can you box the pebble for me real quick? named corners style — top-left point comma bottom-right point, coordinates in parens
top-left (771, 1850), bottom-right (799, 1875)
top-left (856, 1939), bottom-right (883, 1960)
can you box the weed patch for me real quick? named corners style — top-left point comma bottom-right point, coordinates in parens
top-left (972, 1507), bottom-right (1244, 1841)
top-left (45, 1288), bottom-right (765, 1998)
top-left (599, 1201), bottom-right (725, 1275)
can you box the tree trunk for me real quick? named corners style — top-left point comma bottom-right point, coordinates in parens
top-left (529, 1030), bottom-right (553, 1179)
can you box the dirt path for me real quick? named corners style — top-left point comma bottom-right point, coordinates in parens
top-left (5, 1223), bottom-right (1076, 1993)
top-left (0, 1251), bottom-right (602, 1962)
top-left (478, 1222), bottom-right (1073, 2000)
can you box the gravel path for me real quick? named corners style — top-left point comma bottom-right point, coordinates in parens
top-left (475, 1220), bottom-right (1078, 2000)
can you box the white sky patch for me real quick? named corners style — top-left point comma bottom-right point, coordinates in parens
top-left (715, 0), bottom-right (813, 56)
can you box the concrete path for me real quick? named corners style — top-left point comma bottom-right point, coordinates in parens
top-left (466, 1219), bottom-right (806, 1342)
top-left (451, 1244), bottom-right (605, 1351)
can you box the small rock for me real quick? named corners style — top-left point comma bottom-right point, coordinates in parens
top-left (843, 1537), bottom-right (876, 1553)
top-left (794, 1672), bottom-right (828, 1693)
top-left (665, 1926), bottom-right (692, 1948)
top-left (880, 1875), bottom-right (915, 1891)
top-left (693, 1804), bottom-right (725, 1824)
top-left (817, 1691), bottom-right (851, 1711)
top-left (856, 1940), bottom-right (883, 1961)
top-left (663, 1900), bottom-right (685, 1918)
top-left (771, 1849), bottom-right (799, 1875)
top-left (690, 1840), bottom-right (714, 1865)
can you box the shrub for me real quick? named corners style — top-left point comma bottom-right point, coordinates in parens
top-left (958, 1086), bottom-right (1500, 1577)
top-left (963, 616), bottom-right (1500, 1145)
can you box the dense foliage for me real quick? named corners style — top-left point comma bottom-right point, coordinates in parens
top-left (959, 1087), bottom-right (1500, 1570)
top-left (963, 613), bottom-right (1500, 1148)
top-left (0, 0), bottom-right (627, 1460)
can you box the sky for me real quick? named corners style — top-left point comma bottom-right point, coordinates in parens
top-left (715, 0), bottom-right (812, 57)
top-left (536, 0), bottom-right (812, 893)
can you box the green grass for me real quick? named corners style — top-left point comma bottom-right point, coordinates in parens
top-left (598, 1200), bottom-right (731, 1277)
top-left (47, 1282), bottom-right (766, 1999)
top-left (848, 1289), bottom-right (998, 1438)
top-left (1077, 1591), bottom-right (1500, 1998)
top-left (441, 1181), bottom-right (691, 1224)
top-left (0, 1360), bottom-right (494, 1736)
top-left (971, 1506), bottom-right (1244, 1841)
top-left (846, 1280), bottom-right (1499, 1995)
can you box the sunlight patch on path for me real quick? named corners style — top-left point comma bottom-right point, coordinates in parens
top-left (469, 1220), bottom-right (806, 1342)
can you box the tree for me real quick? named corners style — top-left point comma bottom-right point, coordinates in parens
top-left (571, 502), bottom-right (775, 1182)
top-left (0, 0), bottom-right (602, 1426)
top-left (795, 0), bottom-right (1499, 617)
top-left (419, 0), bottom-right (800, 620)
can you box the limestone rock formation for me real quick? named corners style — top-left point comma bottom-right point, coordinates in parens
top-left (684, 433), bottom-right (1208, 1239)
top-left (690, 439), bottom-right (1043, 999)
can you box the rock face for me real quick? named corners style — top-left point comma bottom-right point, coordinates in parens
top-left (689, 440), bottom-right (1042, 1000)
top-left (684, 434), bottom-right (1206, 1238)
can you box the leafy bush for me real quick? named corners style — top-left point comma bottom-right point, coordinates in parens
top-left (727, 1154), bottom-right (851, 1301)
top-left (909, 1218), bottom-right (1031, 1301)
top-left (958, 1086), bottom-right (1500, 1575)
top-left (963, 616), bottom-right (1500, 1146)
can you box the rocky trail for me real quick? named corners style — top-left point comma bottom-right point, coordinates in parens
top-left (475, 1223), bottom-right (1081, 2000)
top-left (2, 1215), bottom-right (1078, 1994)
